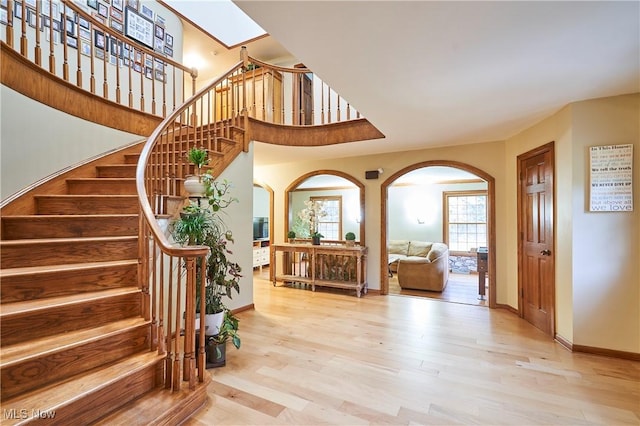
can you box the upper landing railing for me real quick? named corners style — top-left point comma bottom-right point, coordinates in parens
top-left (0, 0), bottom-right (361, 125)
top-left (1, 0), bottom-right (197, 116)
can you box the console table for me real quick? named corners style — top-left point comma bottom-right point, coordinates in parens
top-left (271, 243), bottom-right (368, 297)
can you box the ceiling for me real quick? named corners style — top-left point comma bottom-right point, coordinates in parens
top-left (178, 1), bottom-right (640, 167)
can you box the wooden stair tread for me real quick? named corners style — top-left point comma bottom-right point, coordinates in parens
top-left (0, 317), bottom-right (149, 366)
top-left (0, 259), bottom-right (138, 279)
top-left (0, 235), bottom-right (137, 246)
top-left (1, 351), bottom-right (165, 410)
top-left (3, 214), bottom-right (138, 219)
top-left (66, 178), bottom-right (136, 182)
top-left (93, 373), bottom-right (211, 426)
top-left (0, 286), bottom-right (141, 315)
top-left (33, 194), bottom-right (138, 199)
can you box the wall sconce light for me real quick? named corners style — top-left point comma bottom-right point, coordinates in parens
top-left (417, 217), bottom-right (425, 224)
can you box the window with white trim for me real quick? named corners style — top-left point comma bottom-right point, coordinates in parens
top-left (444, 191), bottom-right (487, 252)
top-left (310, 196), bottom-right (341, 240)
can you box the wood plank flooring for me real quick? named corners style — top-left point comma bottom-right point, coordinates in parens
top-left (185, 268), bottom-right (640, 425)
top-left (389, 272), bottom-right (487, 307)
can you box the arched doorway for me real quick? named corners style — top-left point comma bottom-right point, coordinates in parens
top-left (285, 170), bottom-right (365, 245)
top-left (380, 161), bottom-right (496, 308)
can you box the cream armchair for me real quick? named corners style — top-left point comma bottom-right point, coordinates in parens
top-left (396, 242), bottom-right (449, 292)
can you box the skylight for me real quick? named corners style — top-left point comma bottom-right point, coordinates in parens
top-left (164, 0), bottom-right (266, 46)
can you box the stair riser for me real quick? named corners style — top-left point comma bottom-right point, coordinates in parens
top-left (0, 361), bottom-right (162, 426)
top-left (1, 239), bottom-right (138, 269)
top-left (1, 292), bottom-right (142, 346)
top-left (1, 324), bottom-right (151, 400)
top-left (1, 262), bottom-right (138, 303)
top-left (124, 154), bottom-right (140, 164)
top-left (1, 216), bottom-right (138, 239)
top-left (35, 196), bottom-right (139, 215)
top-left (66, 180), bottom-right (137, 195)
top-left (96, 165), bottom-right (137, 178)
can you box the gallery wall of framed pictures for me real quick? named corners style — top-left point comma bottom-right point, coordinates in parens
top-left (1, 0), bottom-right (178, 83)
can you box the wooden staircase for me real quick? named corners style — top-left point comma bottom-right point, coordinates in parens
top-left (0, 149), bottom-right (209, 424)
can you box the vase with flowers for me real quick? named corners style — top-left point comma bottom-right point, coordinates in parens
top-left (297, 199), bottom-right (327, 242)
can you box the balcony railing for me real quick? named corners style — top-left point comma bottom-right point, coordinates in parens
top-left (1, 0), bottom-right (197, 117)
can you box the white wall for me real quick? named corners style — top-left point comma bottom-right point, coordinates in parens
top-left (217, 145), bottom-right (254, 312)
top-left (388, 181), bottom-right (487, 242)
top-left (253, 185), bottom-right (269, 217)
top-left (506, 93), bottom-right (639, 353)
top-left (0, 86), bottom-right (142, 200)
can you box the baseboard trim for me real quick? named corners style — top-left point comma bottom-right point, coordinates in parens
top-left (495, 303), bottom-right (518, 315)
top-left (554, 334), bottom-right (573, 351)
top-left (231, 303), bottom-right (255, 314)
top-left (555, 334), bottom-right (639, 360)
top-left (572, 344), bottom-right (640, 361)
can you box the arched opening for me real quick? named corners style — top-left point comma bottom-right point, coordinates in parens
top-left (381, 161), bottom-right (496, 308)
top-left (284, 170), bottom-right (365, 246)
top-left (252, 181), bottom-right (274, 279)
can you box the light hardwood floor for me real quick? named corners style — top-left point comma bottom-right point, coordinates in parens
top-left (185, 268), bottom-right (640, 425)
top-left (388, 272), bottom-right (487, 307)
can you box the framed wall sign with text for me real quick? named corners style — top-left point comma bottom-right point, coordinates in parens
top-left (589, 144), bottom-right (633, 212)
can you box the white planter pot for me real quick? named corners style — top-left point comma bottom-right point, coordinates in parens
top-left (184, 175), bottom-right (206, 197)
top-left (196, 312), bottom-right (224, 335)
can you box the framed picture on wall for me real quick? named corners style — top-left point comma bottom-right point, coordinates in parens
top-left (124, 6), bottom-right (153, 49)
top-left (97, 2), bottom-right (108, 18)
top-left (112, 0), bottom-right (123, 11)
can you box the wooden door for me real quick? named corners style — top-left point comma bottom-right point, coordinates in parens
top-left (518, 143), bottom-right (555, 335)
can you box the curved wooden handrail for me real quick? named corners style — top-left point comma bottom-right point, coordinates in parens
top-left (136, 60), bottom-right (243, 257)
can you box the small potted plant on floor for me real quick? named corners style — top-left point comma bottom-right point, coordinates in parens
top-left (345, 232), bottom-right (356, 246)
top-left (206, 309), bottom-right (241, 368)
top-left (287, 230), bottom-right (296, 243)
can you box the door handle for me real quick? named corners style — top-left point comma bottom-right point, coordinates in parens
top-left (540, 249), bottom-right (551, 256)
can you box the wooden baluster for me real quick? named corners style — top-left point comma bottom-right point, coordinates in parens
top-left (327, 85), bottom-right (332, 123)
top-left (76, 32), bottom-right (82, 88)
top-left (19, 0), bottom-right (26, 55)
top-left (149, 235), bottom-right (158, 349)
top-left (47, 1), bottom-right (55, 72)
top-left (34, 0), bottom-right (41, 66)
top-left (5, 0), bottom-right (13, 48)
top-left (165, 256), bottom-right (174, 388)
top-left (151, 58), bottom-right (156, 115)
top-left (115, 42), bottom-right (121, 103)
top-left (140, 54), bottom-right (145, 111)
top-left (321, 80), bottom-right (325, 124)
top-left (101, 40), bottom-right (108, 98)
top-left (197, 256), bottom-right (206, 383)
top-left (127, 51), bottom-right (133, 107)
top-left (161, 65), bottom-right (167, 117)
top-left (62, 9), bottom-right (69, 81)
top-left (336, 94), bottom-right (341, 122)
top-left (157, 250), bottom-right (166, 354)
top-left (183, 257), bottom-right (195, 383)
top-left (172, 258), bottom-right (182, 391)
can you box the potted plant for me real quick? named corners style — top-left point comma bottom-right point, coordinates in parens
top-left (170, 176), bottom-right (241, 338)
top-left (345, 232), bottom-right (356, 246)
top-left (287, 230), bottom-right (296, 243)
top-left (311, 231), bottom-right (323, 245)
top-left (205, 309), bottom-right (241, 368)
top-left (184, 146), bottom-right (209, 196)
